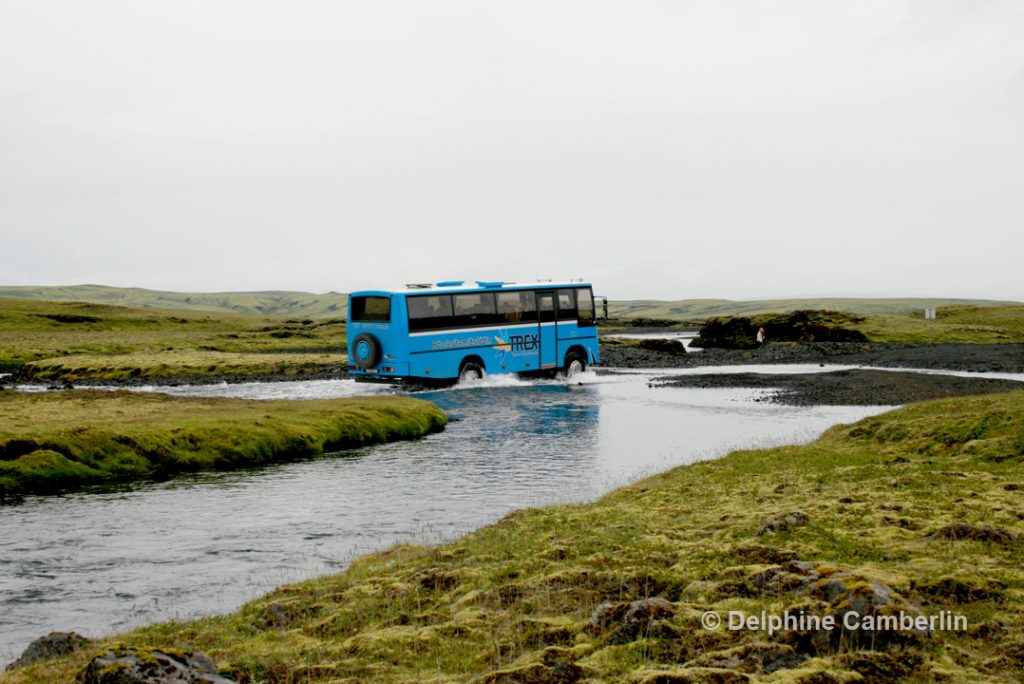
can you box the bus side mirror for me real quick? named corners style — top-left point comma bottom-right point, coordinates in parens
top-left (596, 296), bottom-right (608, 320)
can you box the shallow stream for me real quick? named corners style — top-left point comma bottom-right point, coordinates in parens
top-left (1, 371), bottom-right (892, 663)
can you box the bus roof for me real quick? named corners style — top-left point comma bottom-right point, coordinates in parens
top-left (350, 281), bottom-right (593, 296)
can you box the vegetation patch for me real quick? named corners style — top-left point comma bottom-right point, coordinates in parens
top-left (0, 297), bottom-right (346, 373)
top-left (5, 391), bottom-right (1023, 682)
top-left (0, 390), bottom-right (446, 498)
top-left (20, 350), bottom-right (344, 382)
top-left (693, 311), bottom-right (868, 350)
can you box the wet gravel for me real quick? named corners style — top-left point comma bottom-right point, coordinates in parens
top-left (649, 369), bottom-right (1024, 406)
top-left (601, 341), bottom-right (1024, 374)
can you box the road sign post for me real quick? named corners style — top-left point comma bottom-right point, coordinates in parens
top-left (925, 307), bottom-right (936, 343)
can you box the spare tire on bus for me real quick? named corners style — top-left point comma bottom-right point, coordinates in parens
top-left (351, 333), bottom-right (382, 370)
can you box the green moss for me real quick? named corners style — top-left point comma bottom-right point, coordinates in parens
top-left (0, 390), bottom-right (446, 497)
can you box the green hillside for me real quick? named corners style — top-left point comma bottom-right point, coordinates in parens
top-left (607, 297), bottom-right (1022, 321)
top-left (0, 285), bottom-right (346, 319)
top-left (0, 297), bottom-right (346, 379)
top-left (0, 286), bottom-right (1019, 322)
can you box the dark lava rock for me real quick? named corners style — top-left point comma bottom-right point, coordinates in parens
top-left (637, 338), bottom-right (687, 355)
top-left (728, 544), bottom-right (797, 565)
top-left (927, 523), bottom-right (1016, 545)
top-left (837, 650), bottom-right (925, 683)
top-left (6, 631), bottom-right (89, 669)
top-left (602, 340), bottom-right (1024, 374)
top-left (591, 597), bottom-right (676, 644)
top-left (689, 640), bottom-right (807, 675)
top-left (473, 661), bottom-right (583, 683)
top-left (808, 574), bottom-right (927, 652)
top-left (754, 560), bottom-right (821, 596)
top-left (757, 512), bottom-right (808, 536)
top-left (78, 647), bottom-right (234, 683)
top-left (651, 369), bottom-right (1024, 407)
top-left (911, 575), bottom-right (1007, 603)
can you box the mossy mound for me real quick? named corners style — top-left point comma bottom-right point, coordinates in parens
top-left (693, 311), bottom-right (868, 350)
top-left (0, 390), bottom-right (446, 498)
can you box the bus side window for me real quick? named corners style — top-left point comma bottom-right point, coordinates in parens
top-left (556, 289), bottom-right (577, 321)
top-left (496, 291), bottom-right (537, 323)
top-left (538, 291), bottom-right (556, 323)
top-left (452, 292), bottom-right (497, 328)
top-left (576, 287), bottom-right (595, 326)
top-left (408, 294), bottom-right (454, 332)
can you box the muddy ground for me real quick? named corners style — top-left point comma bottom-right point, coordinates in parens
top-left (602, 338), bottom-right (1024, 405)
top-left (649, 368), bottom-right (1024, 406)
top-left (600, 340), bottom-right (1024, 373)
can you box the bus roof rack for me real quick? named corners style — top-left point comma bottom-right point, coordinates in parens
top-left (475, 281), bottom-right (505, 288)
top-left (435, 281), bottom-right (465, 287)
top-left (405, 283), bottom-right (433, 289)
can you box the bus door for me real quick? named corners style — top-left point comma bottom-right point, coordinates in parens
top-left (537, 291), bottom-right (558, 369)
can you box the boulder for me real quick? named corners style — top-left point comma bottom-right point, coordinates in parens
top-left (591, 597), bottom-right (676, 644)
top-left (78, 647), bottom-right (234, 684)
top-left (6, 632), bottom-right (89, 670)
top-left (638, 338), bottom-right (687, 355)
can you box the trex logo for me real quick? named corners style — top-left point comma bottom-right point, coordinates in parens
top-left (506, 333), bottom-right (539, 351)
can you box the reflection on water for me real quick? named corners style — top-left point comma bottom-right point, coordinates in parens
top-left (0, 372), bottom-right (887, 663)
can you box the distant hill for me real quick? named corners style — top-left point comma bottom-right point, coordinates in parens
top-left (0, 285), bottom-right (1019, 321)
top-left (607, 297), bottom-right (1023, 321)
top-left (0, 285), bottom-right (346, 319)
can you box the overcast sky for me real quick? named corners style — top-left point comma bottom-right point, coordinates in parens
top-left (1, 1), bottom-right (1021, 300)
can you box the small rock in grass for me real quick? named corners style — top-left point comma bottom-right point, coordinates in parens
top-left (6, 631), bottom-right (89, 670)
top-left (757, 512), bottom-right (808, 536)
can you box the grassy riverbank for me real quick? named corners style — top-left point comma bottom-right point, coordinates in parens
top-left (0, 297), bottom-right (346, 380)
top-left (858, 305), bottom-right (1024, 344)
top-left (0, 391), bottom-right (446, 498)
top-left (688, 306), bottom-right (1024, 350)
top-left (6, 391), bottom-right (1022, 682)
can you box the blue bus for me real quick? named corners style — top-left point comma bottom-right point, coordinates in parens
top-left (346, 281), bottom-right (600, 384)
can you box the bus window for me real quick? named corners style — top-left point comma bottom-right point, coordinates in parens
top-left (496, 290), bottom-right (537, 323)
top-left (538, 291), bottom-right (556, 323)
top-left (576, 287), bottom-right (595, 326)
top-left (408, 294), bottom-right (454, 332)
top-left (556, 289), bottom-right (577, 321)
top-left (351, 296), bottom-right (391, 323)
top-left (452, 292), bottom-right (497, 327)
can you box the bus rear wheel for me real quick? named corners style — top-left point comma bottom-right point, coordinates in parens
top-left (564, 351), bottom-right (587, 379)
top-left (458, 361), bottom-right (486, 384)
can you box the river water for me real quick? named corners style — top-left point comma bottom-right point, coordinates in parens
top-left (0, 370), bottom-right (890, 663)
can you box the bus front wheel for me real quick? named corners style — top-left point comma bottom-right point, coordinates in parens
top-left (458, 360), bottom-right (486, 384)
top-left (564, 351), bottom-right (587, 379)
